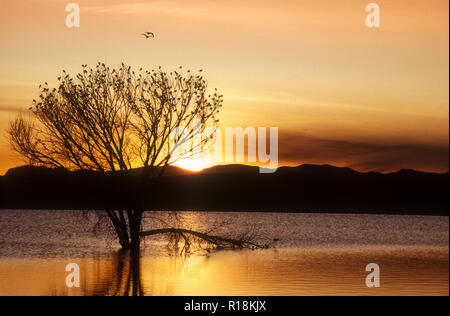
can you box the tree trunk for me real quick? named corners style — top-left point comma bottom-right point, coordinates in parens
top-left (127, 209), bottom-right (143, 251)
top-left (106, 210), bottom-right (130, 249)
top-left (106, 209), bottom-right (143, 250)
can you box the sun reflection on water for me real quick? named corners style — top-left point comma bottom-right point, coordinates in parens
top-left (0, 247), bottom-right (448, 296)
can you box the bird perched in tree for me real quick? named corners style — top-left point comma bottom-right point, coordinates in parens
top-left (142, 32), bottom-right (155, 38)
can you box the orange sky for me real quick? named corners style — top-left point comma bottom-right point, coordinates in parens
top-left (0, 0), bottom-right (448, 174)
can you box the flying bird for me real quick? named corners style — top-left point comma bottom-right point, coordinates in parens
top-left (142, 32), bottom-right (155, 39)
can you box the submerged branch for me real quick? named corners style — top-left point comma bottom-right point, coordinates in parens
top-left (140, 227), bottom-right (268, 251)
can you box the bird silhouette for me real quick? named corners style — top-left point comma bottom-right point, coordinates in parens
top-left (142, 32), bottom-right (155, 39)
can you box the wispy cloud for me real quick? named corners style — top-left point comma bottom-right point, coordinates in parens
top-left (278, 131), bottom-right (449, 173)
top-left (0, 105), bottom-right (24, 113)
top-left (83, 0), bottom-right (213, 18)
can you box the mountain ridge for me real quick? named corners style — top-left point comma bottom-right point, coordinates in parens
top-left (4, 163), bottom-right (448, 178)
top-left (1, 162), bottom-right (447, 215)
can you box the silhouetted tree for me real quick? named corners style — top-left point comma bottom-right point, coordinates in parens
top-left (8, 63), bottom-right (222, 250)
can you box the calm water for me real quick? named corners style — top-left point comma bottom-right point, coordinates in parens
top-left (0, 210), bottom-right (448, 296)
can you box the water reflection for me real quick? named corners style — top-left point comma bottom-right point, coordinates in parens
top-left (90, 249), bottom-right (144, 296)
top-left (1, 246), bottom-right (447, 296)
top-left (0, 211), bottom-right (448, 296)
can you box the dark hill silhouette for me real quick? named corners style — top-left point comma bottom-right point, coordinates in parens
top-left (276, 164), bottom-right (361, 176)
top-left (0, 164), bottom-right (448, 215)
top-left (200, 164), bottom-right (260, 175)
top-left (5, 165), bottom-right (71, 178)
top-left (3, 163), bottom-right (366, 177)
top-left (387, 169), bottom-right (441, 176)
top-left (4, 164), bottom-right (194, 178)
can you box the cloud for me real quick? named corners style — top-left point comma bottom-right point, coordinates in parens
top-left (278, 131), bottom-right (449, 173)
top-left (83, 0), bottom-right (213, 18)
top-left (0, 105), bottom-right (24, 113)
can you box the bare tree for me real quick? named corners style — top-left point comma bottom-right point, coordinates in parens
top-left (8, 63), bottom-right (223, 250)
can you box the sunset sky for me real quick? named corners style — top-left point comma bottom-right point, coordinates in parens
top-left (0, 0), bottom-right (448, 174)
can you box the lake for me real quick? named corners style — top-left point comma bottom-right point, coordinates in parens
top-left (0, 210), bottom-right (448, 296)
